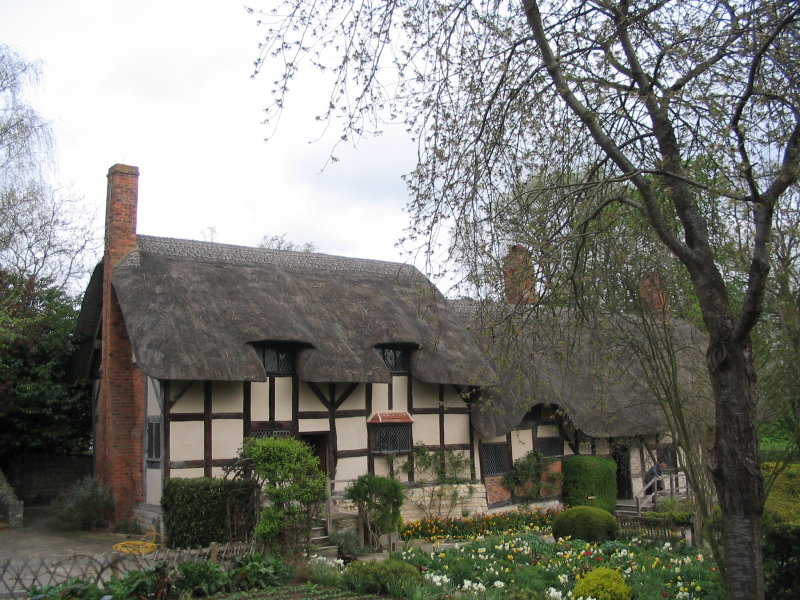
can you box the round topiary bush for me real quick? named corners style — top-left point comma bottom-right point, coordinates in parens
top-left (572, 567), bottom-right (631, 600)
top-left (551, 505), bottom-right (617, 542)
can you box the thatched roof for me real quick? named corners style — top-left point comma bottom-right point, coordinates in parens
top-left (78, 236), bottom-right (495, 384)
top-left (453, 300), bottom-right (710, 439)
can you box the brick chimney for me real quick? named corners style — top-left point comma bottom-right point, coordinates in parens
top-left (96, 164), bottom-right (145, 522)
top-left (638, 271), bottom-right (671, 323)
top-left (503, 244), bottom-right (536, 305)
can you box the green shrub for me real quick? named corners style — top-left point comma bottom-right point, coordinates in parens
top-left (241, 437), bottom-right (327, 555)
top-left (342, 558), bottom-right (421, 594)
top-left (161, 477), bottom-right (259, 548)
top-left (764, 522), bottom-right (800, 600)
top-left (228, 553), bottom-right (292, 590)
top-left (503, 450), bottom-right (547, 503)
top-left (765, 463), bottom-right (800, 524)
top-left (30, 578), bottom-right (104, 600)
top-left (562, 455), bottom-right (617, 513)
top-left (572, 567), bottom-right (631, 600)
top-left (174, 561), bottom-right (228, 598)
top-left (103, 564), bottom-right (172, 600)
top-left (552, 505), bottom-right (618, 542)
top-left (51, 476), bottom-right (115, 530)
top-left (346, 474), bottom-right (404, 549)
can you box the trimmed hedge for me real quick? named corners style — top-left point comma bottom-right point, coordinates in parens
top-left (562, 455), bottom-right (617, 513)
top-left (552, 505), bottom-right (618, 542)
top-left (764, 522), bottom-right (800, 599)
top-left (161, 477), bottom-right (259, 548)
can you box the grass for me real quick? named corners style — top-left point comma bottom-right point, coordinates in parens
top-left (218, 585), bottom-right (383, 600)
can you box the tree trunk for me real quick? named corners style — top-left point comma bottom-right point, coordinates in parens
top-left (707, 335), bottom-right (765, 600)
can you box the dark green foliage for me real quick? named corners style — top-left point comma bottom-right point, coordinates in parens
top-left (241, 437), bottom-right (327, 555)
top-left (562, 455), bottom-right (617, 513)
top-left (50, 476), bottom-right (114, 530)
top-left (763, 522), bottom-right (800, 600)
top-left (647, 510), bottom-right (693, 526)
top-left (29, 578), bottom-right (104, 600)
top-left (552, 505), bottom-right (618, 542)
top-left (103, 563), bottom-right (172, 600)
top-left (0, 271), bottom-right (91, 460)
top-left (161, 477), bottom-right (259, 548)
top-left (345, 474), bottom-right (404, 549)
top-left (174, 562), bottom-right (228, 598)
top-left (764, 463), bottom-right (800, 524)
top-left (503, 450), bottom-right (547, 502)
top-left (341, 558), bottom-right (421, 594)
top-left (228, 553), bottom-right (292, 590)
top-left (327, 529), bottom-right (367, 559)
top-left (572, 566), bottom-right (632, 600)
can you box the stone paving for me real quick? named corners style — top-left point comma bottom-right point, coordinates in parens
top-left (0, 506), bottom-right (136, 559)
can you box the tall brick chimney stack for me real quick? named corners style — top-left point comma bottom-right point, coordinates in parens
top-left (503, 244), bottom-right (537, 305)
top-left (96, 164), bottom-right (144, 522)
top-left (638, 271), bottom-right (671, 324)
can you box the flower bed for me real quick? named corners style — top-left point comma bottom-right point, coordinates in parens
top-left (398, 534), bottom-right (723, 599)
top-left (400, 508), bottom-right (559, 541)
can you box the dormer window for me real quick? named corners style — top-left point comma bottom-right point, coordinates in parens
top-left (379, 346), bottom-right (410, 373)
top-left (256, 344), bottom-right (295, 375)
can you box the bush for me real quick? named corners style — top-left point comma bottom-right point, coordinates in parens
top-left (341, 558), bottom-right (421, 594)
top-left (104, 564), bottom-right (172, 600)
top-left (503, 450), bottom-right (547, 503)
top-left (346, 474), bottom-right (404, 549)
top-left (174, 562), bottom-right (229, 598)
top-left (241, 437), bottom-right (327, 555)
top-left (51, 476), bottom-right (115, 530)
top-left (764, 463), bottom-right (800, 524)
top-left (30, 578), bottom-right (104, 600)
top-left (228, 553), bottom-right (292, 590)
top-left (552, 505), bottom-right (618, 542)
top-left (562, 455), bottom-right (617, 513)
top-left (572, 567), bottom-right (632, 600)
top-left (764, 522), bottom-right (800, 600)
top-left (161, 477), bottom-right (259, 548)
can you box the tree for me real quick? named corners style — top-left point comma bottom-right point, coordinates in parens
top-left (0, 270), bottom-right (91, 461)
top-left (257, 233), bottom-right (318, 253)
top-left (0, 45), bottom-right (96, 292)
top-left (251, 2), bottom-right (800, 596)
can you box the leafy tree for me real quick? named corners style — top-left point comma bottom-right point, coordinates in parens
top-left (251, 2), bottom-right (800, 596)
top-left (257, 233), bottom-right (318, 253)
top-left (0, 45), bottom-right (96, 292)
top-left (240, 436), bottom-right (327, 556)
top-left (0, 270), bottom-right (91, 460)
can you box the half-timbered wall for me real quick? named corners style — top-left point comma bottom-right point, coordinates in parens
top-left (144, 372), bottom-right (478, 503)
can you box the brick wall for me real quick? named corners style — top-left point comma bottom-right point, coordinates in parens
top-left (95, 164), bottom-right (145, 521)
top-left (484, 474), bottom-right (512, 506)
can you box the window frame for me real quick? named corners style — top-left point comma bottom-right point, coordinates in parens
top-left (145, 418), bottom-right (162, 466)
top-left (480, 442), bottom-right (512, 477)
top-left (255, 344), bottom-right (296, 375)
top-left (370, 422), bottom-right (412, 454)
top-left (378, 346), bottom-right (411, 374)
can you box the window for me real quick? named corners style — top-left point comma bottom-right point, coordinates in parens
top-left (536, 437), bottom-right (563, 458)
top-left (145, 420), bottom-right (161, 465)
top-left (379, 346), bottom-right (410, 373)
top-left (256, 344), bottom-right (295, 374)
top-left (251, 429), bottom-right (293, 439)
top-left (480, 443), bottom-right (511, 476)
top-left (371, 423), bottom-right (412, 453)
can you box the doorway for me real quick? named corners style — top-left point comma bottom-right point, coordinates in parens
top-left (299, 432), bottom-right (331, 477)
top-left (611, 442), bottom-right (633, 500)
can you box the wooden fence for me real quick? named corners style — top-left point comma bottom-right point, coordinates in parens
top-left (0, 541), bottom-right (259, 599)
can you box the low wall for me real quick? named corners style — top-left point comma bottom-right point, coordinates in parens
top-left (0, 469), bottom-right (23, 527)
top-left (4, 453), bottom-right (92, 503)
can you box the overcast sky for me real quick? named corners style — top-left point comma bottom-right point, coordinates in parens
top-left (0, 1), bottom-right (430, 276)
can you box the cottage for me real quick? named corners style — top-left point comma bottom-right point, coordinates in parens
top-left (74, 164), bottom-right (706, 525)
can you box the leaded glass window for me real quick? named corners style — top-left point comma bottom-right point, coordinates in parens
top-left (256, 345), bottom-right (294, 374)
top-left (480, 443), bottom-right (511, 476)
top-left (379, 347), bottom-right (410, 373)
top-left (372, 423), bottom-right (412, 453)
top-left (536, 436), bottom-right (563, 458)
top-left (146, 420), bottom-right (161, 463)
top-left (251, 429), bottom-right (293, 439)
